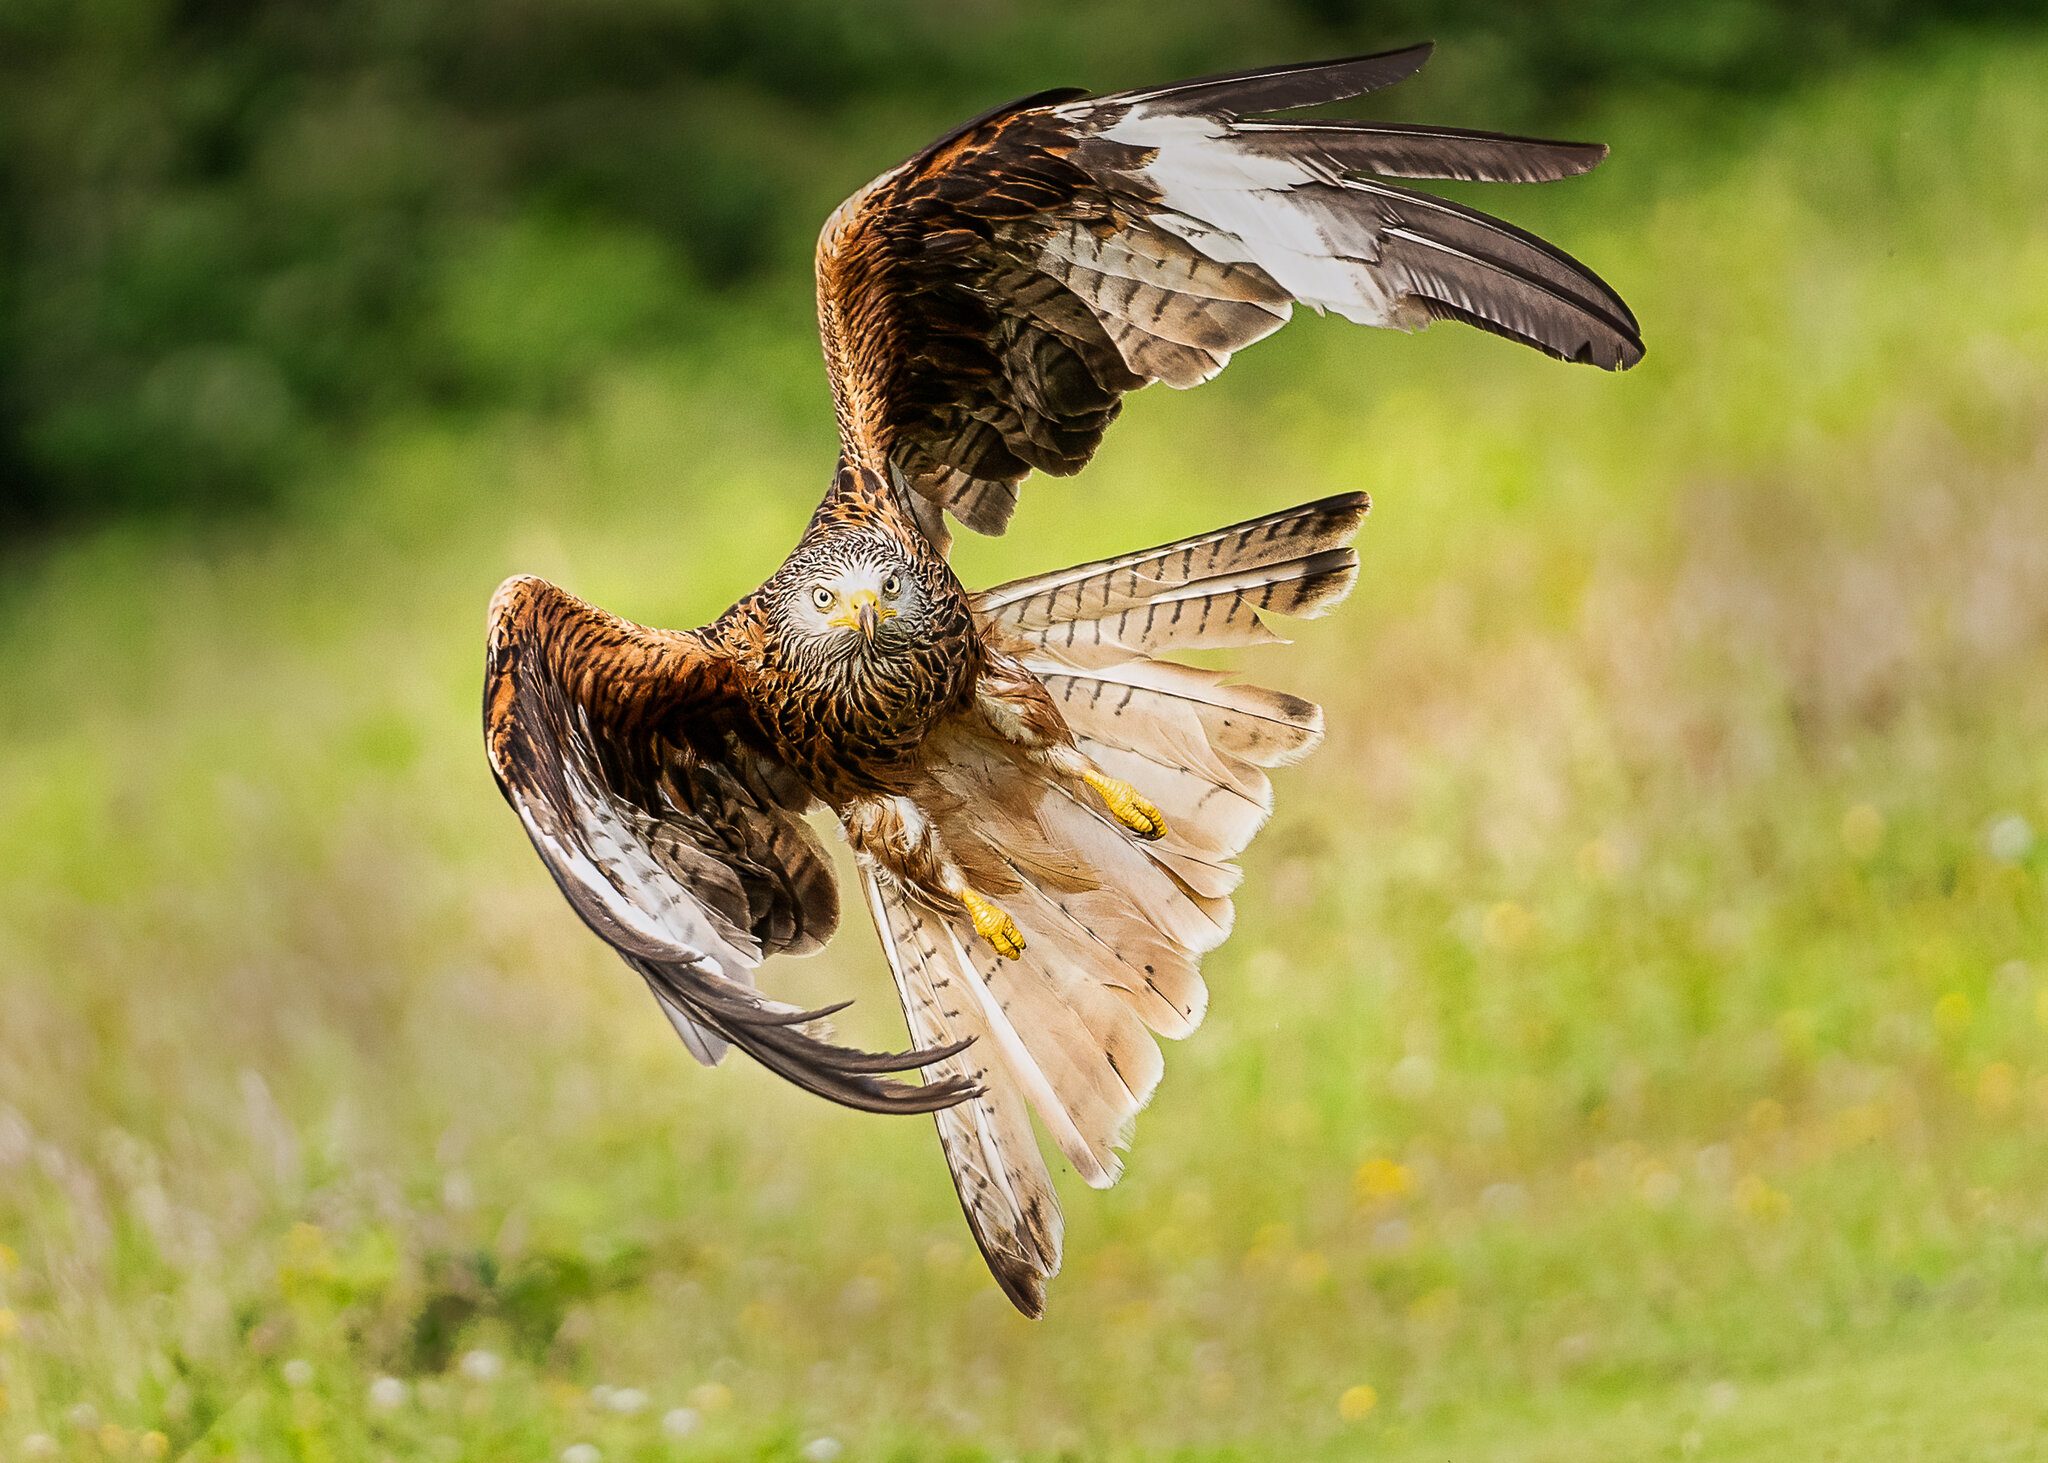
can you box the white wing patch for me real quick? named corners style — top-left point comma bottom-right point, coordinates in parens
top-left (1100, 107), bottom-right (1419, 334)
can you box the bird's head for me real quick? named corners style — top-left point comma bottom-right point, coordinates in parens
top-left (771, 534), bottom-right (927, 659)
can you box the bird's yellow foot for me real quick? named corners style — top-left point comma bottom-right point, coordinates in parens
top-left (1082, 769), bottom-right (1168, 840)
top-left (959, 888), bottom-right (1026, 960)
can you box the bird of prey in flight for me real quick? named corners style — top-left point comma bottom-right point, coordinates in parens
top-left (484, 43), bottom-right (1641, 1316)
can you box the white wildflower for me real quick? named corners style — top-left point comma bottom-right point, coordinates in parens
top-left (1986, 813), bottom-right (2035, 863)
top-left (1388, 1052), bottom-right (1436, 1099)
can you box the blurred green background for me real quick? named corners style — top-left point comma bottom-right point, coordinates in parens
top-left (4, 3), bottom-right (2048, 1459)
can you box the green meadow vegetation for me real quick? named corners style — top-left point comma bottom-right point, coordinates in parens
top-left (4, 25), bottom-right (2048, 1463)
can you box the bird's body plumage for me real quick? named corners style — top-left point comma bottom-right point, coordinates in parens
top-left (484, 43), bottom-right (1641, 1315)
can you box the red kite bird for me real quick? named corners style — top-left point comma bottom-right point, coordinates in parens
top-left (484, 43), bottom-right (1641, 1316)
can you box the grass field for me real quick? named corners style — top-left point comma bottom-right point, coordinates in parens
top-left (4, 34), bottom-right (2048, 1462)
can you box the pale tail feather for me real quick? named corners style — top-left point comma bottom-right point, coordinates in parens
top-left (1039, 659), bottom-right (1326, 768)
top-left (921, 731), bottom-right (1219, 1177)
top-left (863, 871), bottom-right (1063, 1316)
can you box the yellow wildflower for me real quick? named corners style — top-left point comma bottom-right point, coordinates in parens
top-left (1733, 1175), bottom-right (1789, 1221)
top-left (1933, 991), bottom-right (1973, 1036)
top-left (1354, 1157), bottom-right (1414, 1204)
top-left (1338, 1384), bottom-right (1379, 1422)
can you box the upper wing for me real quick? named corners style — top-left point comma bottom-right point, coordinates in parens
top-left (816, 43), bottom-right (1643, 544)
top-left (484, 575), bottom-right (975, 1115)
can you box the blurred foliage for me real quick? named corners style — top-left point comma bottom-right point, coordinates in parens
top-left (1, 0), bottom-right (2044, 526)
top-left (1, 27), bottom-right (2046, 1457)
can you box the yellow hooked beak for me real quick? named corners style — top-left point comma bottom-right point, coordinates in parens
top-left (828, 588), bottom-right (898, 642)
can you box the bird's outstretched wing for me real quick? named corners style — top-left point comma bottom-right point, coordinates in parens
top-left (815, 43), bottom-right (1642, 545)
top-left (484, 575), bottom-right (977, 1114)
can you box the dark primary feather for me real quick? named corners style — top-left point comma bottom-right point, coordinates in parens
top-left (1114, 42), bottom-right (1438, 114)
top-left (815, 42), bottom-right (1644, 547)
top-left (1231, 120), bottom-right (1609, 185)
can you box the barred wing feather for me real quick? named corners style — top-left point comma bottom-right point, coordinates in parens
top-left (816, 44), bottom-right (1640, 543)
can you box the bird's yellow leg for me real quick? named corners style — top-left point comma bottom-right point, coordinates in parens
top-left (846, 793), bottom-right (1026, 960)
top-left (957, 887), bottom-right (1026, 960)
top-left (969, 663), bottom-right (1167, 841)
top-left (1080, 768), bottom-right (1169, 841)
top-left (845, 794), bottom-right (1028, 961)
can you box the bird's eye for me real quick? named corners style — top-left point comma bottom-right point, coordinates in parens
top-left (882, 573), bottom-right (901, 598)
top-left (811, 586), bottom-right (834, 611)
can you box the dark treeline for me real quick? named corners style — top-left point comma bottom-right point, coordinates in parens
top-left (0, 0), bottom-right (2033, 527)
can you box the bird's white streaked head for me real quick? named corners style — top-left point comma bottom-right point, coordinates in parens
top-left (771, 535), bottom-right (926, 654)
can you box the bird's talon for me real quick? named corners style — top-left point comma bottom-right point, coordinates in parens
top-left (959, 888), bottom-right (1026, 960)
top-left (1082, 770), bottom-right (1168, 840)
